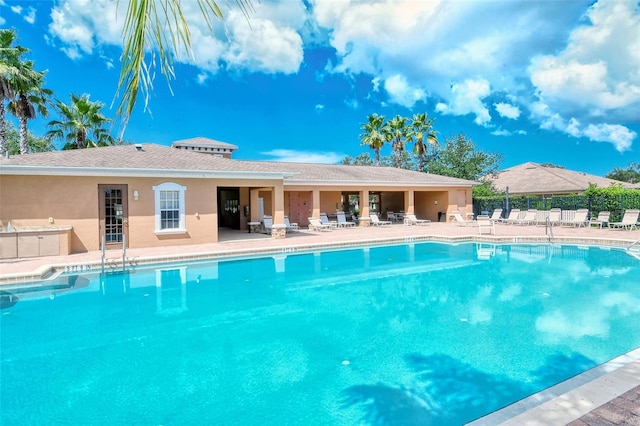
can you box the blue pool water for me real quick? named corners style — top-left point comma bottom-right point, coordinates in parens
top-left (1, 242), bottom-right (640, 425)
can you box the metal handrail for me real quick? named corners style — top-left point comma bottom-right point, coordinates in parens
top-left (628, 238), bottom-right (640, 251)
top-left (101, 235), bottom-right (106, 273)
top-left (546, 217), bottom-right (555, 243)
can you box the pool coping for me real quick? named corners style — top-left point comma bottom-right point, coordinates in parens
top-left (468, 347), bottom-right (640, 425)
top-left (0, 233), bottom-right (638, 287)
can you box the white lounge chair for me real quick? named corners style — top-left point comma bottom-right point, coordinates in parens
top-left (589, 211), bottom-right (610, 228)
top-left (403, 213), bottom-right (431, 226)
top-left (500, 208), bottom-right (521, 224)
top-left (284, 216), bottom-right (299, 232)
top-left (262, 216), bottom-right (273, 234)
top-left (320, 213), bottom-right (338, 229)
top-left (563, 208), bottom-right (589, 227)
top-left (489, 209), bottom-right (503, 223)
top-left (547, 208), bottom-right (562, 225)
top-left (451, 211), bottom-right (474, 226)
top-left (477, 215), bottom-right (495, 234)
top-left (336, 211), bottom-right (356, 227)
top-left (308, 217), bottom-right (332, 231)
top-left (370, 213), bottom-right (392, 226)
top-left (514, 209), bottom-right (537, 225)
top-left (609, 209), bottom-right (639, 230)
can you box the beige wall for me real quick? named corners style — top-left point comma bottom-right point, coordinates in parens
top-left (0, 175), bottom-right (283, 253)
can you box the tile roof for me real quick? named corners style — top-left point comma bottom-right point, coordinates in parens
top-left (0, 144), bottom-right (476, 187)
top-left (487, 162), bottom-right (626, 194)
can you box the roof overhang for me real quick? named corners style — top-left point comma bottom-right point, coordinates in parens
top-left (0, 165), bottom-right (296, 180)
top-left (284, 179), bottom-right (479, 187)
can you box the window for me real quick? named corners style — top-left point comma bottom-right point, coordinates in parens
top-left (153, 182), bottom-right (186, 234)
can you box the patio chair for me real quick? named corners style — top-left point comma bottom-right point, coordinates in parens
top-left (547, 208), bottom-right (562, 226)
top-left (308, 217), bottom-right (333, 231)
top-left (284, 216), bottom-right (299, 232)
top-left (514, 209), bottom-right (537, 225)
top-left (589, 211), bottom-right (610, 228)
top-left (562, 208), bottom-right (589, 227)
top-left (336, 211), bottom-right (356, 228)
top-left (403, 213), bottom-right (431, 226)
top-left (320, 213), bottom-right (338, 229)
top-left (451, 211), bottom-right (474, 226)
top-left (386, 211), bottom-right (397, 223)
top-left (477, 215), bottom-right (495, 235)
top-left (489, 209), bottom-right (503, 223)
top-left (370, 213), bottom-right (392, 226)
top-left (262, 216), bottom-right (273, 234)
top-left (609, 209), bottom-right (639, 230)
top-left (500, 208), bottom-right (521, 224)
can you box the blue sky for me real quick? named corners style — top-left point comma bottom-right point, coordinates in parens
top-left (2, 0), bottom-right (639, 177)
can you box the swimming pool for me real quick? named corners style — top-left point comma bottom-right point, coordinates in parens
top-left (1, 242), bottom-right (639, 425)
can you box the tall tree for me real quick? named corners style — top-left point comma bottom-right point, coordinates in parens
top-left (383, 115), bottom-right (410, 168)
top-left (7, 60), bottom-right (52, 154)
top-left (606, 162), bottom-right (640, 183)
top-left (116, 0), bottom-right (253, 128)
top-left (47, 94), bottom-right (114, 149)
top-left (4, 120), bottom-right (54, 154)
top-left (0, 29), bottom-right (37, 155)
top-left (359, 113), bottom-right (386, 166)
top-left (410, 113), bottom-right (438, 172)
top-left (424, 133), bottom-right (503, 181)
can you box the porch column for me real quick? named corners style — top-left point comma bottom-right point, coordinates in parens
top-left (271, 182), bottom-right (286, 239)
top-left (404, 190), bottom-right (415, 214)
top-left (311, 189), bottom-right (321, 219)
top-left (359, 189), bottom-right (370, 227)
top-left (249, 189), bottom-right (260, 222)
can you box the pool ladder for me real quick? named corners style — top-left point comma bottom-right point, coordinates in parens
top-left (545, 217), bottom-right (555, 244)
top-left (101, 235), bottom-right (127, 273)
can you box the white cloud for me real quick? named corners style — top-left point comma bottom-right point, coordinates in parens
top-left (315, 104), bottom-right (324, 111)
top-left (582, 123), bottom-right (637, 152)
top-left (491, 129), bottom-right (511, 137)
top-left (383, 74), bottom-right (425, 108)
top-left (47, 0), bottom-right (306, 76)
top-left (436, 79), bottom-right (491, 126)
top-left (261, 149), bottom-right (344, 164)
top-left (494, 102), bottom-right (520, 119)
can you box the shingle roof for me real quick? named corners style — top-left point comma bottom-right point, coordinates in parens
top-left (487, 162), bottom-right (626, 194)
top-left (0, 144), bottom-right (476, 187)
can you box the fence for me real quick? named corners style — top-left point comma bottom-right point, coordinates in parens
top-left (473, 193), bottom-right (640, 222)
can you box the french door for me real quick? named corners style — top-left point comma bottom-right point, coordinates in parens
top-left (98, 184), bottom-right (129, 249)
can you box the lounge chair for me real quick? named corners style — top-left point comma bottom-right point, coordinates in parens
top-left (563, 208), bottom-right (589, 227)
top-left (489, 209), bottom-right (503, 223)
top-left (609, 209), bottom-right (639, 230)
top-left (308, 217), bottom-right (332, 231)
top-left (336, 211), bottom-right (356, 228)
top-left (403, 213), bottom-right (431, 226)
top-left (589, 211), bottom-right (610, 228)
top-left (370, 213), bottom-right (392, 226)
top-left (546, 208), bottom-right (562, 226)
top-left (262, 216), bottom-right (273, 234)
top-left (477, 215), bottom-right (495, 234)
top-left (515, 209), bottom-right (537, 225)
top-left (320, 213), bottom-right (338, 229)
top-left (451, 212), bottom-right (474, 226)
top-left (500, 208), bottom-right (521, 224)
top-left (284, 216), bottom-right (299, 232)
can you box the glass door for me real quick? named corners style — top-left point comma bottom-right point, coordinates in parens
top-left (99, 184), bottom-right (129, 249)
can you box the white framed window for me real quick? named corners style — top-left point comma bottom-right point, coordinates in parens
top-left (153, 182), bottom-right (187, 234)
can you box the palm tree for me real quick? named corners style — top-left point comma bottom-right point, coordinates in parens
top-left (116, 0), bottom-right (253, 128)
top-left (7, 60), bottom-right (52, 154)
top-left (383, 115), bottom-right (410, 168)
top-left (0, 29), bottom-right (36, 155)
top-left (47, 94), bottom-right (114, 149)
top-left (359, 113), bottom-right (386, 166)
top-left (411, 113), bottom-right (438, 172)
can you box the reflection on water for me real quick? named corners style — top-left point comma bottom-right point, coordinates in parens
top-left (1, 242), bottom-right (639, 425)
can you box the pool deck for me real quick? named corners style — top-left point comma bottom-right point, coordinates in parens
top-left (1, 221), bottom-right (639, 425)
